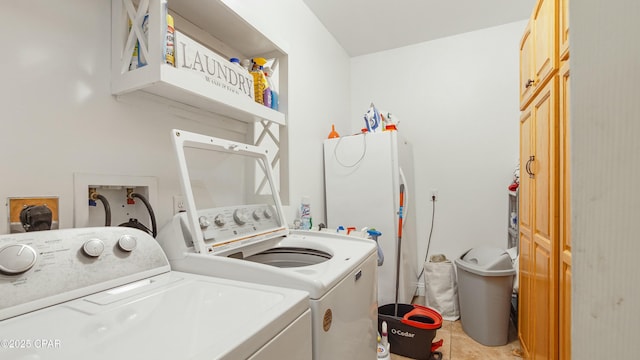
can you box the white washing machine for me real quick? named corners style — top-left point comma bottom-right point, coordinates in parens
top-left (0, 227), bottom-right (312, 360)
top-left (157, 130), bottom-right (378, 360)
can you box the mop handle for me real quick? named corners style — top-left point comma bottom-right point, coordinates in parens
top-left (394, 184), bottom-right (405, 317)
top-left (398, 185), bottom-right (404, 237)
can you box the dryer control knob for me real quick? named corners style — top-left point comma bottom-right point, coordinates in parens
top-left (199, 216), bottom-right (211, 229)
top-left (214, 214), bottom-right (226, 227)
top-left (233, 209), bottom-right (248, 225)
top-left (263, 208), bottom-right (272, 219)
top-left (252, 210), bottom-right (261, 221)
top-left (0, 244), bottom-right (37, 275)
top-left (83, 238), bottom-right (105, 258)
top-left (118, 234), bottom-right (137, 252)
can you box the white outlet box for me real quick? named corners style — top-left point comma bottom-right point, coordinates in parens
top-left (173, 195), bottom-right (186, 214)
top-left (74, 173), bottom-right (158, 228)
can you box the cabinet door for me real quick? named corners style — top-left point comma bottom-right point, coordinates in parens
top-left (519, 231), bottom-right (533, 356)
top-left (533, 0), bottom-right (558, 90)
top-left (559, 59), bottom-right (571, 360)
top-left (532, 77), bottom-right (558, 264)
top-left (532, 76), bottom-right (559, 360)
top-left (520, 20), bottom-right (535, 110)
top-left (559, 0), bottom-right (570, 60)
top-left (518, 107), bottom-right (533, 356)
top-left (520, 77), bottom-right (559, 360)
top-left (533, 241), bottom-right (554, 360)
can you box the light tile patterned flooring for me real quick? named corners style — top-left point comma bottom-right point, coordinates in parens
top-left (389, 297), bottom-right (523, 360)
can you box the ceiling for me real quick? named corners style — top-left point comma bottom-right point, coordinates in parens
top-left (302, 0), bottom-right (536, 57)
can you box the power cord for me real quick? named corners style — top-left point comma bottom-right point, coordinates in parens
top-left (130, 192), bottom-right (157, 238)
top-left (417, 195), bottom-right (436, 279)
top-left (333, 132), bottom-right (367, 168)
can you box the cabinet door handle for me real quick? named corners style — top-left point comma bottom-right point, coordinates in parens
top-left (525, 155), bottom-right (535, 178)
top-left (525, 79), bottom-right (534, 88)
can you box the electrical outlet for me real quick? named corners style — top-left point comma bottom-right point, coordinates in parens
top-left (7, 197), bottom-right (60, 233)
top-left (430, 189), bottom-right (438, 201)
top-left (173, 195), bottom-right (186, 214)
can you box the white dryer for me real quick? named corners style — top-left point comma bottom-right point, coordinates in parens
top-left (157, 130), bottom-right (378, 360)
top-left (0, 227), bottom-right (311, 360)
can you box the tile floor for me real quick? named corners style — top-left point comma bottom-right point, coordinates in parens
top-left (389, 297), bottom-right (523, 360)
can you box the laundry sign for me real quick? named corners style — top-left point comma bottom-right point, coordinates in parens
top-left (175, 31), bottom-right (254, 101)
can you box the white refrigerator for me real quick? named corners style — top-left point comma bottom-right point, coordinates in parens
top-left (323, 131), bottom-right (418, 306)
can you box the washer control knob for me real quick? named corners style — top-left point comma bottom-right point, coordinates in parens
top-left (263, 208), bottom-right (272, 219)
top-left (252, 210), bottom-right (261, 221)
top-left (199, 216), bottom-right (211, 229)
top-left (214, 214), bottom-right (226, 227)
top-left (118, 234), bottom-right (137, 252)
top-left (0, 244), bottom-right (38, 275)
top-left (233, 209), bottom-right (248, 225)
top-left (83, 239), bottom-right (105, 258)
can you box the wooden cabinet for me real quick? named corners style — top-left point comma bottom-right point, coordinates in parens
top-left (559, 0), bottom-right (570, 60)
top-left (519, 78), bottom-right (559, 359)
top-left (518, 108), bottom-right (533, 353)
top-left (520, 0), bottom-right (559, 110)
top-left (520, 20), bottom-right (534, 109)
top-left (532, 81), bottom-right (559, 360)
top-left (518, 0), bottom-right (570, 358)
top-left (558, 58), bottom-right (571, 360)
top-left (533, 0), bottom-right (558, 91)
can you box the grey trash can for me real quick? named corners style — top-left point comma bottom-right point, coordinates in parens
top-left (454, 247), bottom-right (516, 346)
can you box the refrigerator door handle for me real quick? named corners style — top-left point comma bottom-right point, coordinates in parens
top-left (399, 167), bottom-right (408, 230)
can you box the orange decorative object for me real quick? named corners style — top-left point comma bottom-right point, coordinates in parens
top-left (328, 124), bottom-right (340, 138)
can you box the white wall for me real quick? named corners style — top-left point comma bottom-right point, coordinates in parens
top-left (230, 0), bottom-right (352, 223)
top-left (572, 0), bottom-right (640, 358)
top-left (0, 0), bottom-right (350, 234)
top-left (350, 21), bottom-right (525, 265)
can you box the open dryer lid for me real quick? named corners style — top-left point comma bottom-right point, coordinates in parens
top-left (172, 129), bottom-right (289, 254)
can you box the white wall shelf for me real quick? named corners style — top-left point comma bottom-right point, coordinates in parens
top-left (111, 0), bottom-right (290, 203)
top-left (111, 0), bottom-right (287, 126)
top-left (113, 63), bottom-right (285, 125)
